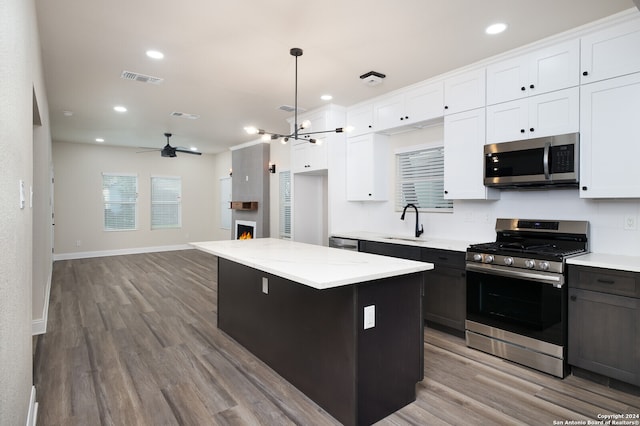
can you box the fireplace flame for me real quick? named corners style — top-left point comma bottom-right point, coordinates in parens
top-left (238, 231), bottom-right (253, 240)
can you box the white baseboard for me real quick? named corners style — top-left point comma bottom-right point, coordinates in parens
top-left (26, 386), bottom-right (38, 426)
top-left (52, 244), bottom-right (192, 261)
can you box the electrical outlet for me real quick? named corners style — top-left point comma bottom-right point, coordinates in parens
top-left (364, 305), bottom-right (375, 329)
top-left (624, 215), bottom-right (637, 231)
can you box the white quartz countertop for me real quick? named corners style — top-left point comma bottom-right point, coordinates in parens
top-left (191, 238), bottom-right (433, 290)
top-left (567, 253), bottom-right (640, 273)
top-left (330, 231), bottom-right (475, 253)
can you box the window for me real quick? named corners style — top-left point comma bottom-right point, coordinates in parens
top-left (102, 173), bottom-right (138, 231)
top-left (279, 170), bottom-right (291, 239)
top-left (151, 176), bottom-right (182, 229)
top-left (396, 146), bottom-right (452, 212)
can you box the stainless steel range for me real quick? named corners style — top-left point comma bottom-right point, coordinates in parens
top-left (465, 218), bottom-right (589, 378)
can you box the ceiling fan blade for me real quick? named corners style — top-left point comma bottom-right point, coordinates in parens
top-left (175, 148), bottom-right (202, 155)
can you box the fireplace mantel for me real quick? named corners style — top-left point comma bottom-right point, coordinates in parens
top-left (229, 201), bottom-right (258, 210)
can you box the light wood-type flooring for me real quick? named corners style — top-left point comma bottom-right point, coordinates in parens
top-left (33, 249), bottom-right (640, 425)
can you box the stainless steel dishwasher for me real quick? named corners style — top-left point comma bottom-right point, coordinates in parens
top-left (328, 237), bottom-right (359, 251)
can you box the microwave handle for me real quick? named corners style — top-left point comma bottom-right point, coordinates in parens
top-left (543, 142), bottom-right (551, 180)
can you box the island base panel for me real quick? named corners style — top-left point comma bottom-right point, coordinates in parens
top-left (217, 257), bottom-right (424, 426)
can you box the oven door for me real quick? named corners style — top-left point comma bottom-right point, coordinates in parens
top-left (466, 264), bottom-right (567, 346)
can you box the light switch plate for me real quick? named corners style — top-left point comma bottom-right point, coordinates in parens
top-left (364, 305), bottom-right (375, 329)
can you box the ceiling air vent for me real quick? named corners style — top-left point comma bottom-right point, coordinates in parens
top-left (170, 111), bottom-right (200, 120)
top-left (120, 70), bottom-right (164, 85)
top-left (278, 105), bottom-right (306, 113)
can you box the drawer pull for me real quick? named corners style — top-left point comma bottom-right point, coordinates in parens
top-left (596, 278), bottom-right (615, 284)
top-left (438, 256), bottom-right (448, 261)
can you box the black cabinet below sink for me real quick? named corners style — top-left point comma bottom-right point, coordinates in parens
top-left (358, 240), bottom-right (466, 336)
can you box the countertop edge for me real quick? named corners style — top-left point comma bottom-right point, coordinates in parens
top-left (330, 231), bottom-right (475, 253)
top-left (191, 239), bottom-right (434, 290)
top-left (566, 253), bottom-right (640, 273)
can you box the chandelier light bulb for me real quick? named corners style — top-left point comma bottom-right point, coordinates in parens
top-left (244, 126), bottom-right (259, 135)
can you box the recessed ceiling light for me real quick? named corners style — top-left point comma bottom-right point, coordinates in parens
top-left (486, 23), bottom-right (508, 35)
top-left (95, 138), bottom-right (104, 143)
top-left (113, 105), bottom-right (127, 113)
top-left (146, 50), bottom-right (164, 59)
top-left (321, 94), bottom-right (333, 101)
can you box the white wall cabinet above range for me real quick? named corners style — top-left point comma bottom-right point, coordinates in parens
top-left (486, 39), bottom-right (580, 106)
top-left (373, 81), bottom-right (444, 132)
top-left (346, 133), bottom-right (390, 201)
top-left (579, 72), bottom-right (640, 199)
top-left (580, 17), bottom-right (640, 85)
top-left (346, 102), bottom-right (375, 137)
top-left (486, 87), bottom-right (579, 144)
top-left (443, 68), bottom-right (486, 115)
top-left (443, 108), bottom-right (499, 200)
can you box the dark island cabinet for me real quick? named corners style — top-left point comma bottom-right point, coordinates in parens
top-left (568, 265), bottom-right (640, 387)
top-left (358, 241), bottom-right (466, 335)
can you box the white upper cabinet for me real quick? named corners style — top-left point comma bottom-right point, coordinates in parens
top-left (486, 87), bottom-right (579, 144)
top-left (444, 108), bottom-right (499, 200)
top-left (373, 81), bottom-right (443, 132)
top-left (581, 17), bottom-right (640, 84)
top-left (444, 68), bottom-right (486, 115)
top-left (579, 72), bottom-right (640, 199)
top-left (346, 133), bottom-right (389, 201)
top-left (291, 139), bottom-right (328, 174)
top-left (487, 39), bottom-right (580, 105)
top-left (346, 102), bottom-right (374, 136)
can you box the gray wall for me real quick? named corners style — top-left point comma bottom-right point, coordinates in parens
top-left (231, 143), bottom-right (270, 238)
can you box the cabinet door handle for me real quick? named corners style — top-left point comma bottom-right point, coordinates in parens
top-left (582, 186), bottom-right (588, 191)
top-left (529, 84), bottom-right (535, 89)
top-left (444, 105), bottom-right (449, 110)
top-left (596, 278), bottom-right (615, 284)
top-left (444, 190), bottom-right (448, 194)
top-left (521, 86), bottom-right (526, 91)
top-left (520, 129), bottom-right (526, 133)
top-left (570, 295), bottom-right (577, 301)
top-left (530, 127), bottom-right (535, 132)
top-left (582, 71), bottom-right (589, 76)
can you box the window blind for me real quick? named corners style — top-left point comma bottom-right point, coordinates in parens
top-left (102, 173), bottom-right (138, 231)
top-left (279, 170), bottom-right (291, 239)
top-left (396, 146), bottom-right (452, 211)
top-left (151, 176), bottom-right (181, 229)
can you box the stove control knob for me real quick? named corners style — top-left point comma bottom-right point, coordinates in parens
top-left (484, 255), bottom-right (494, 264)
top-left (539, 261), bottom-right (550, 271)
top-left (504, 257), bottom-right (514, 266)
top-left (525, 259), bottom-right (536, 269)
top-left (473, 254), bottom-right (483, 262)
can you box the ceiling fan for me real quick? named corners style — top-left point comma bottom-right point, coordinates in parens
top-left (147, 133), bottom-right (202, 157)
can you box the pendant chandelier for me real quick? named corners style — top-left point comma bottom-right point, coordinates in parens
top-left (244, 48), bottom-right (347, 144)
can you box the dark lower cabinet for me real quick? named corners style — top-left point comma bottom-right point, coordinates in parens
top-left (568, 265), bottom-right (640, 387)
top-left (358, 240), bottom-right (466, 335)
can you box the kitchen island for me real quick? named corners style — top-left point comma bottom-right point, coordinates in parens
top-left (191, 238), bottom-right (433, 426)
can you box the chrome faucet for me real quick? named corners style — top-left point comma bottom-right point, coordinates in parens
top-left (401, 203), bottom-right (424, 238)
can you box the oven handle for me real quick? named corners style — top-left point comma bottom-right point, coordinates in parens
top-left (465, 263), bottom-right (564, 288)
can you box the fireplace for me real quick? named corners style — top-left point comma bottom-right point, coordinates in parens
top-left (235, 220), bottom-right (257, 240)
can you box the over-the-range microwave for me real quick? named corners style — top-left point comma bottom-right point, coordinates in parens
top-left (484, 132), bottom-right (579, 188)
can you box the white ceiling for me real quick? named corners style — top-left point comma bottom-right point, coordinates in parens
top-left (35, 0), bottom-right (634, 155)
